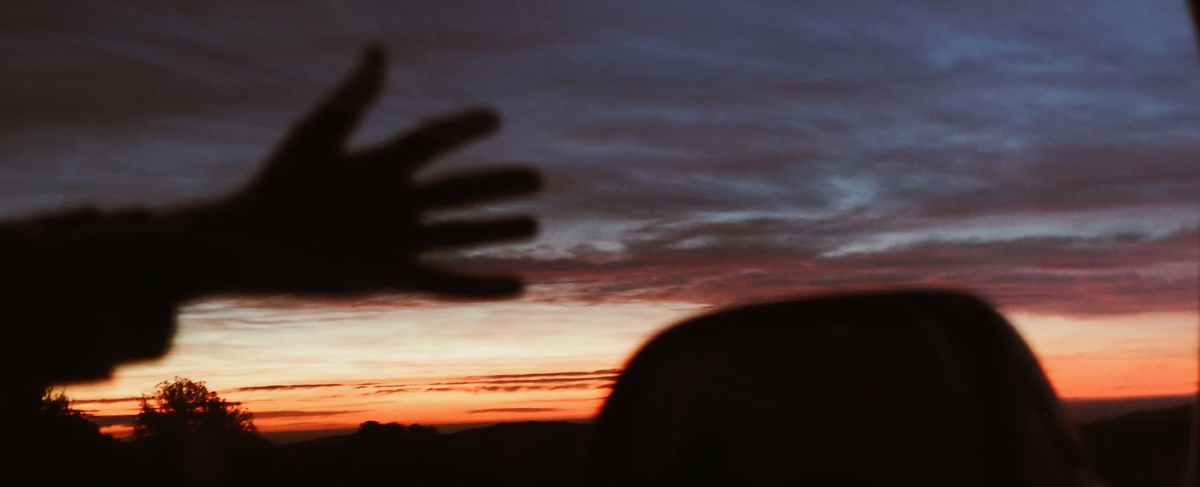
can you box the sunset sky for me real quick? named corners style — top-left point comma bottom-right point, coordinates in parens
top-left (4, 1), bottom-right (1200, 437)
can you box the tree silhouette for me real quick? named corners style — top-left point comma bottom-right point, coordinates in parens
top-left (132, 378), bottom-right (269, 487)
top-left (41, 388), bottom-right (80, 416)
top-left (134, 377), bottom-right (255, 440)
top-left (0, 389), bottom-right (128, 486)
top-left (38, 387), bottom-right (111, 439)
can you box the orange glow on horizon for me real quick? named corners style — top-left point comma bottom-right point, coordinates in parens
top-left (93, 390), bottom-right (607, 438)
top-left (70, 303), bottom-right (1199, 438)
top-left (1008, 311), bottom-right (1198, 399)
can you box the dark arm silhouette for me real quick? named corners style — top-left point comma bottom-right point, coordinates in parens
top-left (0, 46), bottom-right (540, 393)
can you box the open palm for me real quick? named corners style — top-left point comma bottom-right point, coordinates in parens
top-left (189, 46), bottom-right (539, 297)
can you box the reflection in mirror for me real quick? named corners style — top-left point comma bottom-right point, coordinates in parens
top-left (582, 291), bottom-right (1097, 486)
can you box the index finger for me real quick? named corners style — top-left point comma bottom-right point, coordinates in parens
top-left (355, 108), bottom-right (500, 175)
top-left (287, 45), bottom-right (386, 151)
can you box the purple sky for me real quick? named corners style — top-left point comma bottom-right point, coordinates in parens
top-left (7, 1), bottom-right (1200, 424)
top-left (3, 1), bottom-right (1198, 315)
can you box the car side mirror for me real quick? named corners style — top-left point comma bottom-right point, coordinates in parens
top-left (580, 291), bottom-right (1097, 486)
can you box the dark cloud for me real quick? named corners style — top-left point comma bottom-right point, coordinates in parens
top-left (352, 383), bottom-right (381, 389)
top-left (252, 410), bottom-right (363, 419)
top-left (84, 414), bottom-right (137, 427)
top-left (522, 396), bottom-right (610, 403)
top-left (2, 1), bottom-right (1196, 316)
top-left (222, 383), bottom-right (344, 393)
top-left (467, 369), bottom-right (622, 379)
top-left (474, 384), bottom-right (604, 392)
top-left (83, 409), bottom-right (362, 426)
top-left (364, 388), bottom-right (416, 396)
top-left (73, 397), bottom-right (140, 405)
top-left (359, 370), bottom-right (621, 396)
top-left (449, 225), bottom-right (1199, 316)
top-left (468, 408), bottom-right (561, 414)
top-left (430, 376), bottom-right (620, 386)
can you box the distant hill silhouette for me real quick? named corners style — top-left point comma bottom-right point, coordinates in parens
top-left (443, 421), bottom-right (591, 486)
top-left (266, 412), bottom-right (1197, 487)
top-left (1063, 395), bottom-right (1194, 423)
top-left (1077, 404), bottom-right (1192, 487)
top-left (271, 420), bottom-right (589, 487)
top-left (15, 409), bottom-right (1192, 487)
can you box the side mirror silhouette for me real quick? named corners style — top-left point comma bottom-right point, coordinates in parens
top-left (580, 291), bottom-right (1099, 486)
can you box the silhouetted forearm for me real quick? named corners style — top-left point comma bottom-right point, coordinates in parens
top-left (0, 208), bottom-right (181, 385)
top-left (0, 207), bottom-right (306, 386)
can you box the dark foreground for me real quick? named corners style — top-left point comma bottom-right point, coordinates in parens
top-left (1079, 405), bottom-right (1193, 487)
top-left (11, 407), bottom-right (1194, 487)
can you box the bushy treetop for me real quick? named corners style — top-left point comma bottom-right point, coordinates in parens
top-left (134, 377), bottom-right (255, 440)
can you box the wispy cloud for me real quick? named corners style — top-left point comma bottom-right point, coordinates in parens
top-left (465, 369), bottom-right (622, 379)
top-left (74, 397), bottom-right (140, 405)
top-left (14, 0), bottom-right (1200, 408)
top-left (2, 1), bottom-right (1190, 317)
top-left (252, 410), bottom-right (364, 419)
top-left (359, 370), bottom-right (621, 396)
top-left (363, 388), bottom-right (417, 396)
top-left (451, 224), bottom-right (1200, 316)
top-left (468, 408), bottom-right (562, 414)
top-left (83, 410), bottom-right (363, 427)
top-left (223, 384), bottom-right (344, 393)
top-left (84, 414), bottom-right (137, 427)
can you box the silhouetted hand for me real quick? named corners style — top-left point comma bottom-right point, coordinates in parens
top-left (0, 45), bottom-right (540, 390)
top-left (185, 46), bottom-right (540, 298)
